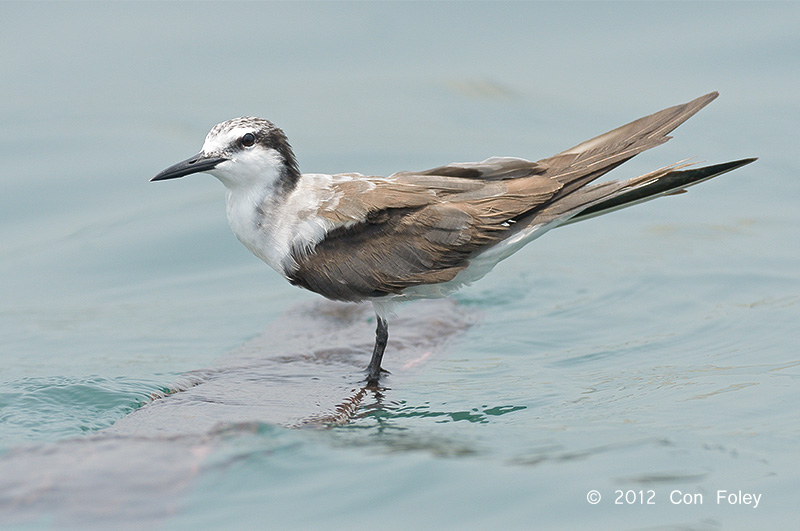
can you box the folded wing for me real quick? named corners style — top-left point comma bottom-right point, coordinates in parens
top-left (288, 92), bottom-right (750, 302)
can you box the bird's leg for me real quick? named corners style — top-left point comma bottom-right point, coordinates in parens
top-left (365, 316), bottom-right (389, 387)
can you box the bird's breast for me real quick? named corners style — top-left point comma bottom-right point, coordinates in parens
top-left (223, 177), bottom-right (338, 278)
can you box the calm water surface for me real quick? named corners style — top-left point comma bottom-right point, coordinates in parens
top-left (1, 2), bottom-right (798, 529)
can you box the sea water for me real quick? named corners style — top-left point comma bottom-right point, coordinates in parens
top-left (1, 2), bottom-right (798, 529)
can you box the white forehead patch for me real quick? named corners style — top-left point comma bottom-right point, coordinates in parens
top-left (200, 116), bottom-right (273, 156)
top-left (201, 125), bottom-right (251, 155)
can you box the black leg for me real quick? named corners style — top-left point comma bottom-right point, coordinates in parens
top-left (365, 315), bottom-right (389, 387)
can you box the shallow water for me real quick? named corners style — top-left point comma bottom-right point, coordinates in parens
top-left (1, 2), bottom-right (798, 529)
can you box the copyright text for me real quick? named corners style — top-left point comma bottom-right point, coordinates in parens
top-left (586, 489), bottom-right (761, 508)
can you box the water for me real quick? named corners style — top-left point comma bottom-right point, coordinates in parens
top-left (1, 2), bottom-right (798, 529)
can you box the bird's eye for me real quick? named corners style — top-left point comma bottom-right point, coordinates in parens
top-left (240, 132), bottom-right (256, 148)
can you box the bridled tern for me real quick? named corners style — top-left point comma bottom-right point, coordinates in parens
top-left (152, 92), bottom-right (755, 387)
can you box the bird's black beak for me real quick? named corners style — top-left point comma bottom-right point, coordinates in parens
top-left (151, 153), bottom-right (228, 182)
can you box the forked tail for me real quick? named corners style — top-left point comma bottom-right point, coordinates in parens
top-left (561, 158), bottom-right (757, 226)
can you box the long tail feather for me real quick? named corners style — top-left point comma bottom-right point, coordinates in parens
top-left (562, 158), bottom-right (757, 226)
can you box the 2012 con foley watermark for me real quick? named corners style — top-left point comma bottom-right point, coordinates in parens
top-left (585, 489), bottom-right (761, 508)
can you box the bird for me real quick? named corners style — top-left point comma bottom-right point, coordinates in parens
top-left (152, 91), bottom-right (754, 387)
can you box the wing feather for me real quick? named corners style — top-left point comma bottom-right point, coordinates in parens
top-left (288, 92), bottom-right (726, 301)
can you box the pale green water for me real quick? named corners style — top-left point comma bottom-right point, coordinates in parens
top-left (1, 2), bottom-right (798, 529)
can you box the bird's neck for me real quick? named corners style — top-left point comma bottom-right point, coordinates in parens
top-left (222, 173), bottom-right (335, 279)
top-left (223, 179), bottom-right (286, 274)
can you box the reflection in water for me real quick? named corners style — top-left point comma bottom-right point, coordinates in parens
top-left (298, 385), bottom-right (375, 427)
top-left (0, 299), bottom-right (479, 528)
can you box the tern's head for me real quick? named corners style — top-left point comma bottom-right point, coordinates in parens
top-left (151, 117), bottom-right (300, 194)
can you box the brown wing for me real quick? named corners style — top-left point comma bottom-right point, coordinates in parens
top-left (288, 93), bottom-right (720, 302)
top-left (289, 176), bottom-right (561, 301)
